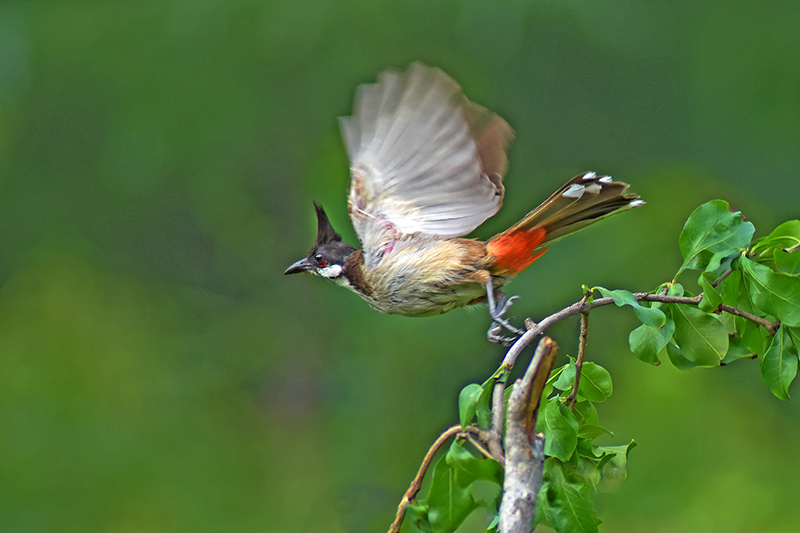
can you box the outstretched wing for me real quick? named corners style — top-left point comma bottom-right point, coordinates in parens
top-left (339, 63), bottom-right (513, 266)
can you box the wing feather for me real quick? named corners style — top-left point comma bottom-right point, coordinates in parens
top-left (340, 63), bottom-right (513, 266)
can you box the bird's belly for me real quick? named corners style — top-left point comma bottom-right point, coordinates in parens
top-left (359, 239), bottom-right (497, 317)
top-left (365, 280), bottom-right (487, 317)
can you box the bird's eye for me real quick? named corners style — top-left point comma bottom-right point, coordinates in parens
top-left (313, 253), bottom-right (328, 267)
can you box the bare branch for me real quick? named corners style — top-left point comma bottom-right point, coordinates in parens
top-left (711, 268), bottom-right (732, 288)
top-left (635, 292), bottom-right (778, 334)
top-left (500, 337), bottom-right (558, 533)
top-left (566, 311), bottom-right (589, 410)
top-left (387, 425), bottom-right (460, 533)
top-left (720, 304), bottom-right (780, 335)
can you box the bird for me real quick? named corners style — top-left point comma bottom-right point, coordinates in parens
top-left (285, 63), bottom-right (643, 343)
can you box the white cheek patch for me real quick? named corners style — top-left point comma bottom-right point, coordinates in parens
top-left (318, 264), bottom-right (343, 279)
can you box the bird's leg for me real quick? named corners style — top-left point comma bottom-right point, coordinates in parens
top-left (485, 278), bottom-right (524, 346)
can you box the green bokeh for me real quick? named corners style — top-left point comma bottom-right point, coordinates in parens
top-left (0, 1), bottom-right (798, 531)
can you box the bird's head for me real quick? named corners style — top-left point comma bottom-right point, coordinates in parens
top-left (284, 203), bottom-right (356, 281)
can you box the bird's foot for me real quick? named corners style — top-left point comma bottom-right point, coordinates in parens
top-left (485, 281), bottom-right (525, 346)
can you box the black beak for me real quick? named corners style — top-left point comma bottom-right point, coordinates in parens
top-left (284, 257), bottom-right (313, 275)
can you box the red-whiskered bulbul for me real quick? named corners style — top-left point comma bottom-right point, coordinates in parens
top-left (285, 63), bottom-right (642, 340)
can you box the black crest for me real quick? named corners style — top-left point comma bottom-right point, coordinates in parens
top-left (313, 202), bottom-right (342, 248)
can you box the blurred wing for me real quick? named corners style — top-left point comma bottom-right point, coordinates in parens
top-left (339, 63), bottom-right (513, 264)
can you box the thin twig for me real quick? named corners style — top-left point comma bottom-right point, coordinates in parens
top-left (463, 433), bottom-right (494, 460)
top-left (635, 293), bottom-right (777, 333)
top-left (719, 304), bottom-right (780, 335)
top-left (387, 425), bottom-right (460, 533)
top-left (712, 268), bottom-right (733, 288)
top-left (387, 424), bottom-right (491, 533)
top-left (567, 311), bottom-right (589, 410)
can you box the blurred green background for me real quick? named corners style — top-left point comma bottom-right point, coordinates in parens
top-left (1, 1), bottom-right (798, 531)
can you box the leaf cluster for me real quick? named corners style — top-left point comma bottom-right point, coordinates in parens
top-left (534, 359), bottom-right (635, 533)
top-left (600, 200), bottom-right (800, 399)
top-left (408, 360), bottom-right (633, 533)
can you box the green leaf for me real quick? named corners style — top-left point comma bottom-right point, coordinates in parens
top-left (629, 318), bottom-right (675, 365)
top-left (596, 440), bottom-right (637, 491)
top-left (446, 440), bottom-right (503, 487)
top-left (546, 462), bottom-right (600, 533)
top-left (552, 360), bottom-right (576, 391)
top-left (760, 326), bottom-right (799, 400)
top-left (596, 287), bottom-right (666, 328)
top-left (774, 247), bottom-right (800, 275)
top-left (572, 400), bottom-right (599, 426)
top-left (457, 384), bottom-right (482, 428)
top-left (405, 502), bottom-right (433, 533)
top-left (546, 364), bottom-right (567, 385)
top-left (577, 362), bottom-right (613, 402)
top-left (721, 269), bottom-right (743, 309)
top-left (725, 269), bottom-right (770, 355)
top-left (441, 442), bottom-right (503, 524)
top-left (475, 366), bottom-right (509, 429)
top-left (535, 477), bottom-right (558, 530)
top-left (668, 282), bottom-right (685, 298)
top-left (698, 272), bottom-right (723, 312)
top-left (751, 220), bottom-right (800, 256)
top-left (649, 283), bottom-right (674, 305)
top-left (426, 453), bottom-right (476, 532)
top-left (705, 250), bottom-right (738, 276)
top-left (581, 284), bottom-right (594, 301)
top-left (788, 327), bottom-right (800, 352)
top-left (543, 401), bottom-right (578, 461)
top-left (677, 200), bottom-right (755, 277)
top-left (665, 341), bottom-right (699, 370)
top-left (721, 335), bottom-right (756, 365)
top-left (487, 514), bottom-right (500, 533)
top-left (577, 424), bottom-right (613, 439)
top-left (576, 436), bottom-right (599, 459)
top-left (575, 453), bottom-right (603, 487)
top-left (737, 317), bottom-right (771, 356)
top-left (596, 441), bottom-right (637, 472)
top-left (670, 304), bottom-right (728, 366)
top-left (740, 256), bottom-right (800, 327)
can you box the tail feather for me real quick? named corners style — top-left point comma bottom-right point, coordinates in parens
top-left (485, 172), bottom-right (642, 276)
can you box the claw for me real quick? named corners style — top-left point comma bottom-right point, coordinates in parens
top-left (487, 331), bottom-right (519, 346)
top-left (498, 294), bottom-right (519, 318)
top-left (485, 279), bottom-right (526, 345)
top-left (487, 321), bottom-right (517, 346)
